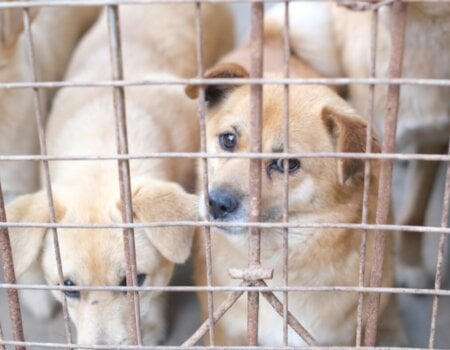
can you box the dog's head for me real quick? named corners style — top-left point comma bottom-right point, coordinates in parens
top-left (6, 180), bottom-right (197, 346)
top-left (186, 63), bottom-right (379, 234)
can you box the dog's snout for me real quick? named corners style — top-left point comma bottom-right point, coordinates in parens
top-left (209, 189), bottom-right (239, 219)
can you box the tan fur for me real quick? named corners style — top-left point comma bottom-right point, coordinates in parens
top-left (6, 3), bottom-right (233, 346)
top-left (0, 3), bottom-right (100, 199)
top-left (269, 2), bottom-right (450, 287)
top-left (187, 20), bottom-right (401, 346)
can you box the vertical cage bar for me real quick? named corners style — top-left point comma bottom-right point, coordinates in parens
top-left (0, 320), bottom-right (5, 350)
top-left (0, 180), bottom-right (25, 350)
top-left (106, 5), bottom-right (142, 345)
top-left (364, 1), bottom-right (407, 346)
top-left (356, 6), bottom-right (379, 347)
top-left (247, 2), bottom-right (264, 346)
top-left (195, 1), bottom-right (215, 345)
top-left (22, 7), bottom-right (74, 347)
top-left (428, 142), bottom-right (450, 349)
top-left (281, 0), bottom-right (290, 346)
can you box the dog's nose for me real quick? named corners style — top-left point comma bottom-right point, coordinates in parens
top-left (209, 189), bottom-right (239, 219)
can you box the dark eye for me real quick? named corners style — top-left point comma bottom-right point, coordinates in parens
top-left (137, 274), bottom-right (146, 286)
top-left (218, 132), bottom-right (237, 152)
top-left (63, 279), bottom-right (80, 299)
top-left (119, 274), bottom-right (146, 288)
top-left (267, 158), bottom-right (301, 177)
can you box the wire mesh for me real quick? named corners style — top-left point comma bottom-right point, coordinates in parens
top-left (0, 0), bottom-right (449, 349)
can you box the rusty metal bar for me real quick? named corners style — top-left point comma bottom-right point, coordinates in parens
top-left (428, 142), bottom-right (450, 348)
top-left (2, 151), bottom-right (450, 162)
top-left (4, 282), bottom-right (450, 296)
top-left (1, 341), bottom-right (445, 350)
top-left (257, 281), bottom-right (318, 346)
top-left (356, 6), bottom-right (379, 347)
top-left (247, 2), bottom-right (264, 345)
top-left (22, 7), bottom-right (74, 348)
top-left (106, 5), bottom-right (142, 346)
top-left (1, 0), bottom-right (446, 8)
top-left (282, 0), bottom-right (290, 346)
top-left (1, 151), bottom-right (450, 162)
top-left (2, 221), bottom-right (450, 234)
top-left (194, 1), bottom-right (215, 345)
top-left (0, 321), bottom-right (5, 350)
top-left (364, 1), bottom-right (407, 346)
top-left (1, 77), bottom-right (450, 90)
top-left (181, 289), bottom-right (245, 347)
top-left (0, 180), bottom-right (25, 350)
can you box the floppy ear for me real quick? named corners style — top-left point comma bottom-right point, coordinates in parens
top-left (0, 6), bottom-right (39, 49)
top-left (131, 181), bottom-right (198, 264)
top-left (5, 191), bottom-right (59, 277)
top-left (185, 62), bottom-right (249, 108)
top-left (322, 106), bottom-right (380, 185)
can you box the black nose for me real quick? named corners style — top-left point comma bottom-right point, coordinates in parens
top-left (209, 189), bottom-right (240, 219)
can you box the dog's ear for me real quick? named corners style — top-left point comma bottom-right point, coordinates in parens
top-left (131, 181), bottom-right (198, 264)
top-left (185, 62), bottom-right (249, 108)
top-left (6, 191), bottom-right (62, 277)
top-left (0, 6), bottom-right (39, 49)
top-left (322, 106), bottom-right (380, 185)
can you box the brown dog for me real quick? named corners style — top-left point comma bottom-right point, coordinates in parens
top-left (186, 17), bottom-right (403, 346)
top-left (6, 3), bottom-right (233, 346)
top-left (265, 1), bottom-right (450, 288)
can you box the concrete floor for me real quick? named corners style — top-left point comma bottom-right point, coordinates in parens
top-left (1, 3), bottom-right (449, 349)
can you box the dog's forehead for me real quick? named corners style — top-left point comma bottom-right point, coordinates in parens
top-left (42, 228), bottom-right (160, 283)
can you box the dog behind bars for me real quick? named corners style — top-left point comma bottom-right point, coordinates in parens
top-left (186, 14), bottom-right (404, 346)
top-left (0, 1), bottom-right (100, 321)
top-left (6, 4), bottom-right (233, 346)
top-left (266, 1), bottom-right (450, 288)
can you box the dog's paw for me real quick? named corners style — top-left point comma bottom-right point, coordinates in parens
top-left (395, 263), bottom-right (430, 289)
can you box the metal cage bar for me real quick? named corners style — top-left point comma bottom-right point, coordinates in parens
top-left (194, 1), bottom-right (216, 345)
top-left (364, 0), bottom-right (407, 345)
top-left (22, 5), bottom-right (75, 348)
top-left (0, 0), bottom-right (449, 349)
top-left (281, 0), bottom-right (291, 346)
top-left (106, 5), bottom-right (142, 345)
top-left (356, 5), bottom-right (379, 347)
top-left (247, 2), bottom-right (264, 346)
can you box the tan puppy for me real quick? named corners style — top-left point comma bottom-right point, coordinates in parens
top-left (266, 2), bottom-right (450, 287)
top-left (0, 2), bottom-right (100, 321)
top-left (186, 19), bottom-right (402, 346)
top-left (0, 3), bottom-right (100, 200)
top-left (6, 3), bottom-right (233, 346)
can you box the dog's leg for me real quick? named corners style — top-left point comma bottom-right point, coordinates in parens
top-left (396, 143), bottom-right (444, 288)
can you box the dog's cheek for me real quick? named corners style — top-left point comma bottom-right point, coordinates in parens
top-left (289, 177), bottom-right (316, 206)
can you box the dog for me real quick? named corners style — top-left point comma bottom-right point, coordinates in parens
top-left (0, 2), bottom-right (100, 321)
top-left (265, 1), bottom-right (450, 288)
top-left (185, 15), bottom-right (403, 346)
top-left (6, 3), bottom-right (233, 346)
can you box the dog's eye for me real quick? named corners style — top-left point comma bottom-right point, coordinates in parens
top-left (218, 132), bottom-right (237, 152)
top-left (63, 279), bottom-right (80, 299)
top-left (267, 158), bottom-right (301, 177)
top-left (119, 274), bottom-right (146, 288)
top-left (137, 274), bottom-right (146, 286)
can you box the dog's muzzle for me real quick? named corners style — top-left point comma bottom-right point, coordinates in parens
top-left (208, 188), bottom-right (240, 220)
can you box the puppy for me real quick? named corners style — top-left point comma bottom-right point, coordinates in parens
top-left (266, 2), bottom-right (450, 287)
top-left (0, 2), bottom-right (100, 321)
top-left (6, 3), bottom-right (233, 346)
top-left (186, 17), bottom-right (403, 346)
